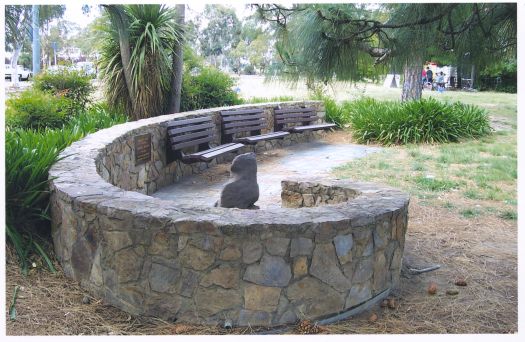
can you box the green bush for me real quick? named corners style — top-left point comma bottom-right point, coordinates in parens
top-left (181, 66), bottom-right (242, 111)
top-left (6, 89), bottom-right (71, 130)
top-left (347, 97), bottom-right (491, 145)
top-left (33, 69), bottom-right (94, 114)
top-left (5, 104), bottom-right (127, 274)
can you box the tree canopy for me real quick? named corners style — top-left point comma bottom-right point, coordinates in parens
top-left (256, 3), bottom-right (517, 99)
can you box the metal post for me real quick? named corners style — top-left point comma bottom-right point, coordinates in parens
top-left (32, 5), bottom-right (40, 75)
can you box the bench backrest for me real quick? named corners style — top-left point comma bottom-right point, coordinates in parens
top-left (220, 108), bottom-right (266, 143)
top-left (274, 107), bottom-right (318, 130)
top-left (167, 116), bottom-right (215, 151)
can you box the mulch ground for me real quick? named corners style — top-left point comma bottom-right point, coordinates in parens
top-left (5, 197), bottom-right (517, 335)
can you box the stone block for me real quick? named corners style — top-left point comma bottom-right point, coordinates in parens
top-left (200, 266), bottom-right (239, 289)
top-left (243, 241), bottom-right (263, 264)
top-left (189, 234), bottom-right (223, 253)
top-left (290, 237), bottom-right (314, 257)
top-left (148, 230), bottom-right (177, 258)
top-left (238, 309), bottom-right (272, 327)
top-left (265, 237), bottom-right (290, 257)
top-left (314, 222), bottom-right (337, 242)
top-left (179, 245), bottom-right (215, 271)
top-left (243, 254), bottom-right (292, 287)
top-left (310, 243), bottom-right (351, 292)
top-left (195, 287), bottom-right (242, 317)
top-left (373, 220), bottom-right (390, 250)
top-left (286, 277), bottom-right (345, 318)
top-left (281, 190), bottom-right (303, 208)
top-left (176, 268), bottom-right (201, 297)
top-left (353, 257), bottom-right (374, 283)
top-left (333, 234), bottom-right (353, 265)
top-left (149, 262), bottom-right (181, 293)
top-left (302, 194), bottom-right (315, 207)
top-left (220, 245), bottom-right (242, 261)
top-left (244, 284), bottom-right (281, 312)
top-left (114, 247), bottom-right (143, 283)
top-left (345, 282), bottom-right (372, 308)
top-left (293, 256), bottom-right (308, 279)
top-left (278, 310), bottom-right (298, 325)
top-left (373, 252), bottom-right (388, 292)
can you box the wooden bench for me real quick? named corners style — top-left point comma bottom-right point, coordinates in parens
top-left (274, 106), bottom-right (337, 133)
top-left (220, 108), bottom-right (290, 144)
top-left (167, 116), bottom-right (244, 163)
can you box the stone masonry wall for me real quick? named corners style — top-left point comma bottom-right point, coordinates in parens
top-left (49, 101), bottom-right (410, 327)
top-left (96, 101), bottom-right (325, 195)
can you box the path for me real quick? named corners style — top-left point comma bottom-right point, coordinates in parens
top-left (152, 139), bottom-right (381, 209)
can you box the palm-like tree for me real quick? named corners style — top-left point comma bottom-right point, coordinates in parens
top-left (98, 5), bottom-right (182, 120)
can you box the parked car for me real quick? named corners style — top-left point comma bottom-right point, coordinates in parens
top-left (5, 64), bottom-right (32, 81)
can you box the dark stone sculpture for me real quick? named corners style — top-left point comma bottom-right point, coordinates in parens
top-left (215, 152), bottom-right (259, 209)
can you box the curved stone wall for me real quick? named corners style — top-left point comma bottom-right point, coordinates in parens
top-left (49, 101), bottom-right (409, 327)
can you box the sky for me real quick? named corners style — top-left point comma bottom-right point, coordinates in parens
top-left (61, 1), bottom-right (255, 29)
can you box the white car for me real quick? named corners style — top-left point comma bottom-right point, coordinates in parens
top-left (5, 65), bottom-right (32, 81)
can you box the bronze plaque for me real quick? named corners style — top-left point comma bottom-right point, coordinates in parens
top-left (134, 133), bottom-right (151, 165)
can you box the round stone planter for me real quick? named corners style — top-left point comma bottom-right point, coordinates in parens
top-left (49, 101), bottom-right (409, 327)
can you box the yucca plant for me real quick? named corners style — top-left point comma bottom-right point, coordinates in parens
top-left (98, 5), bottom-right (182, 120)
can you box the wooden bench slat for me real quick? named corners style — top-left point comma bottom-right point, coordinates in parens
top-left (275, 112), bottom-right (318, 119)
top-left (190, 142), bottom-right (241, 156)
top-left (224, 118), bottom-right (265, 129)
top-left (225, 124), bottom-right (267, 135)
top-left (274, 107), bottom-right (316, 114)
top-left (276, 117), bottom-right (318, 125)
top-left (184, 143), bottom-right (244, 162)
top-left (222, 112), bottom-right (263, 122)
top-left (170, 130), bottom-right (213, 144)
top-left (290, 123), bottom-right (336, 132)
top-left (168, 122), bottom-right (214, 136)
top-left (233, 131), bottom-right (290, 144)
top-left (172, 135), bottom-right (214, 150)
top-left (221, 109), bottom-right (264, 116)
top-left (167, 116), bottom-right (210, 128)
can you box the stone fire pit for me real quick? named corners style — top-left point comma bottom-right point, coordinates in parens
top-left (49, 101), bottom-right (409, 327)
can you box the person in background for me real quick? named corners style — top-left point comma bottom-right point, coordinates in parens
top-left (436, 72), bottom-right (445, 92)
top-left (426, 67), bottom-right (433, 85)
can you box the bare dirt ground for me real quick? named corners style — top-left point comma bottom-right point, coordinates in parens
top-left (5, 128), bottom-right (517, 335)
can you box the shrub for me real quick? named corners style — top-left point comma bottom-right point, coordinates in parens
top-left (347, 97), bottom-right (491, 145)
top-left (5, 104), bottom-right (127, 274)
top-left (33, 69), bottom-right (93, 114)
top-left (181, 66), bottom-right (242, 111)
top-left (6, 89), bottom-right (71, 130)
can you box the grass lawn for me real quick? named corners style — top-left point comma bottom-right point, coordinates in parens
top-left (323, 88), bottom-right (517, 333)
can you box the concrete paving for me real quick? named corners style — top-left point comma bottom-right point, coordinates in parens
top-left (152, 140), bottom-right (381, 209)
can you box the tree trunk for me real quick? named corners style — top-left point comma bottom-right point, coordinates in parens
top-left (32, 5), bottom-right (41, 75)
top-left (401, 57), bottom-right (423, 101)
top-left (168, 4), bottom-right (185, 114)
top-left (10, 44), bottom-right (22, 85)
top-left (470, 64), bottom-right (476, 89)
top-left (104, 5), bottom-right (136, 116)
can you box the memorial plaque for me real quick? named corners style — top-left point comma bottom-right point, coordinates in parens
top-left (134, 133), bottom-right (151, 165)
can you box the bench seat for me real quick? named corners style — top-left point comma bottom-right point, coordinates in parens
top-left (167, 116), bottom-right (244, 164)
top-left (182, 142), bottom-right (244, 163)
top-left (289, 123), bottom-right (337, 133)
top-left (221, 108), bottom-right (290, 145)
top-left (274, 106), bottom-right (336, 133)
top-left (233, 131), bottom-right (290, 144)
